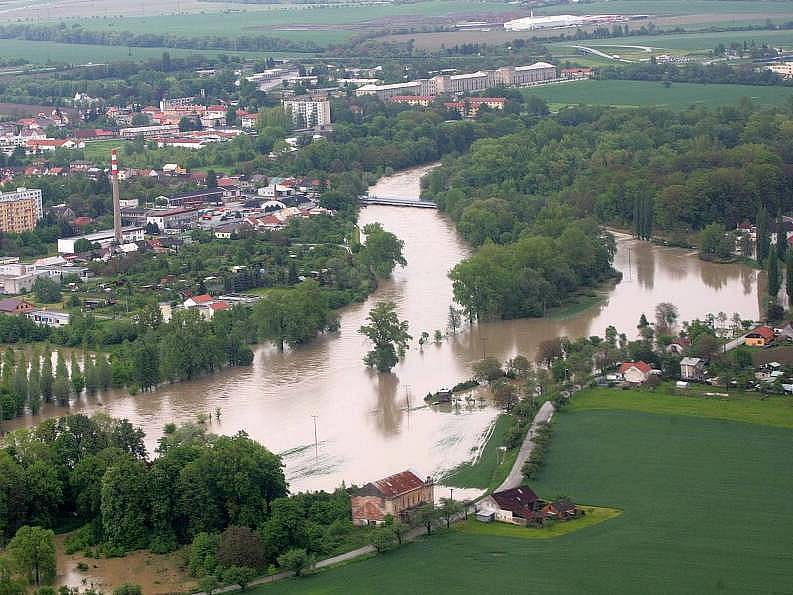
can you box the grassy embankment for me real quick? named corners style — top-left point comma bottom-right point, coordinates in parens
top-left (441, 414), bottom-right (514, 490)
top-left (256, 386), bottom-right (793, 593)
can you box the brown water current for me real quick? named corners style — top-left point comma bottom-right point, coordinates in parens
top-left (4, 164), bottom-right (762, 492)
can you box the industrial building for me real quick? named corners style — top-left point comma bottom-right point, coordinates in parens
top-left (119, 124), bottom-right (180, 139)
top-left (0, 187), bottom-right (43, 233)
top-left (57, 227), bottom-right (145, 254)
top-left (355, 62), bottom-right (557, 100)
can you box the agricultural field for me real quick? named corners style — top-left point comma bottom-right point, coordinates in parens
top-left (0, 38), bottom-right (267, 64)
top-left (57, 1), bottom-right (517, 42)
top-left (258, 402), bottom-right (793, 593)
top-left (523, 79), bottom-right (793, 109)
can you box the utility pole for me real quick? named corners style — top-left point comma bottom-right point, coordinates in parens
top-left (311, 415), bottom-right (318, 458)
top-left (449, 487), bottom-right (454, 501)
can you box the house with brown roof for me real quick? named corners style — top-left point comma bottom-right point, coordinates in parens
top-left (0, 298), bottom-right (34, 315)
top-left (746, 325), bottom-right (775, 347)
top-left (351, 470), bottom-right (434, 526)
top-left (477, 485), bottom-right (544, 526)
top-left (618, 361), bottom-right (652, 384)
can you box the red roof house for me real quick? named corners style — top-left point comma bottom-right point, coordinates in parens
top-left (351, 470), bottom-right (434, 525)
top-left (618, 361), bottom-right (652, 384)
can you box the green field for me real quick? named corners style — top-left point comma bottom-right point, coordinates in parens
top-left (441, 414), bottom-right (514, 489)
top-left (572, 386), bottom-right (793, 429)
top-left (0, 38), bottom-right (270, 64)
top-left (65, 1), bottom-right (512, 42)
top-left (524, 79), bottom-right (793, 109)
top-left (578, 29), bottom-right (793, 53)
top-left (258, 404), bottom-right (793, 593)
top-left (535, 0), bottom-right (793, 16)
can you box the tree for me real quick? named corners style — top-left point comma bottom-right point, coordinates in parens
top-left (447, 305), bottom-right (462, 334)
top-left (439, 498), bottom-right (463, 529)
top-left (217, 526), bottom-right (265, 570)
top-left (27, 352), bottom-right (41, 415)
top-left (97, 355), bottom-right (112, 390)
top-left (53, 352), bottom-right (70, 406)
top-left (222, 566), bottom-right (256, 591)
top-left (40, 349), bottom-right (53, 403)
top-left (699, 223), bottom-right (732, 260)
top-left (100, 457), bottom-right (150, 552)
top-left (276, 548), bottom-right (312, 577)
top-left (507, 355), bottom-right (531, 378)
top-left (6, 526), bottom-right (56, 586)
top-left (206, 169), bottom-right (218, 189)
top-left (358, 223), bottom-right (406, 279)
top-left (777, 214), bottom-right (787, 261)
top-left (32, 278), bottom-right (61, 304)
top-left (472, 356), bottom-right (503, 383)
top-left (84, 355), bottom-right (98, 394)
top-left (757, 206), bottom-right (770, 263)
top-left (390, 519), bottom-right (408, 545)
top-left (410, 503), bottom-right (439, 535)
top-left (11, 352), bottom-right (27, 416)
top-left (70, 352), bottom-right (84, 394)
top-left (654, 303), bottom-right (679, 335)
top-left (359, 301), bottom-right (411, 372)
top-left (768, 252), bottom-right (781, 303)
top-left (787, 252), bottom-right (793, 307)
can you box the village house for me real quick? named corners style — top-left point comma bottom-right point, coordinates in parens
top-left (680, 357), bottom-right (706, 382)
top-left (0, 297), bottom-right (34, 315)
top-left (476, 486), bottom-right (578, 526)
top-left (618, 361), bottom-right (652, 384)
top-left (182, 294), bottom-right (231, 319)
top-left (351, 470), bottom-right (434, 526)
top-left (745, 325), bottom-right (775, 347)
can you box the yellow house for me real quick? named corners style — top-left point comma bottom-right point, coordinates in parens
top-left (745, 326), bottom-right (774, 347)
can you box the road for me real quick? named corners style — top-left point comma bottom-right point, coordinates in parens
top-left (496, 400), bottom-right (556, 492)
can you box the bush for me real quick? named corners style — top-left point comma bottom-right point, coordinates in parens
top-left (217, 526), bottom-right (265, 570)
top-left (188, 532), bottom-right (220, 578)
top-left (370, 528), bottom-right (397, 553)
top-left (276, 548), bottom-right (312, 577)
top-left (222, 566), bottom-right (256, 591)
top-left (112, 584), bottom-right (142, 595)
top-left (63, 525), bottom-right (94, 555)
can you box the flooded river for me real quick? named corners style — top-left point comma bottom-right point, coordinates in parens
top-left (5, 165), bottom-right (762, 492)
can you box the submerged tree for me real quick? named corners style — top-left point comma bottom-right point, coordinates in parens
top-left (359, 301), bottom-right (412, 373)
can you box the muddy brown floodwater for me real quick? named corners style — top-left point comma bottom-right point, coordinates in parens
top-left (5, 164), bottom-right (762, 494)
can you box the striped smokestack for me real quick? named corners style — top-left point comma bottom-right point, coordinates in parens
top-left (111, 149), bottom-right (122, 245)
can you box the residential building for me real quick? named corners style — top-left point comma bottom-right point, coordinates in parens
top-left (167, 189), bottom-right (224, 208)
top-left (767, 62), bottom-right (793, 79)
top-left (477, 486), bottom-right (543, 525)
top-left (118, 124), bottom-right (179, 139)
top-left (0, 264), bottom-right (48, 294)
top-left (355, 62), bottom-right (557, 100)
top-left (282, 98), bottom-right (332, 128)
top-left (680, 357), bottom-right (705, 381)
top-left (0, 187), bottom-right (43, 233)
top-left (182, 293), bottom-right (230, 319)
top-left (57, 226), bottom-right (145, 254)
top-left (351, 470), bottom-right (434, 525)
top-left (214, 221), bottom-right (253, 239)
top-left (26, 309), bottom-right (70, 327)
top-left (0, 298), bottom-right (34, 315)
top-left (390, 95), bottom-right (435, 107)
top-left (745, 325), bottom-right (775, 347)
top-left (618, 361), bottom-right (652, 384)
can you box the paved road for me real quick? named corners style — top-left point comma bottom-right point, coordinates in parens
top-left (496, 400), bottom-right (556, 492)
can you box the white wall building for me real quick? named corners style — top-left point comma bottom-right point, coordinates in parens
top-left (57, 226), bottom-right (145, 254)
top-left (282, 98), bottom-right (332, 128)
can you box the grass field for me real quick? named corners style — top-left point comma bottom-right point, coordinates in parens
top-left (572, 386), bottom-right (793, 429)
top-left (534, 0), bottom-right (793, 17)
top-left (65, 1), bottom-right (512, 42)
top-left (524, 79), bottom-right (793, 109)
top-left (0, 38), bottom-right (269, 64)
top-left (258, 406), bottom-right (793, 593)
top-left (441, 414), bottom-right (513, 489)
top-left (81, 139), bottom-right (130, 163)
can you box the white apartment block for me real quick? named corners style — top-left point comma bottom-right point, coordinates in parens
top-left (355, 62), bottom-right (558, 100)
top-left (282, 98), bottom-right (332, 128)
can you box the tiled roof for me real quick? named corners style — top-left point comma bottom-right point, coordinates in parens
top-left (619, 361), bottom-right (652, 374)
top-left (372, 470), bottom-right (426, 498)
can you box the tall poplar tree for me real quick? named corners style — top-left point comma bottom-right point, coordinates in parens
top-left (757, 206), bottom-right (770, 264)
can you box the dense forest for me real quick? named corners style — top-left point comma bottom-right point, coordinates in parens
top-left (425, 102), bottom-right (793, 319)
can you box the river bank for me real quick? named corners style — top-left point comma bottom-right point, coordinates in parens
top-left (3, 166), bottom-right (764, 499)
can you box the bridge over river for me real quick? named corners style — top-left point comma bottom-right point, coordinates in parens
top-left (360, 195), bottom-right (437, 208)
